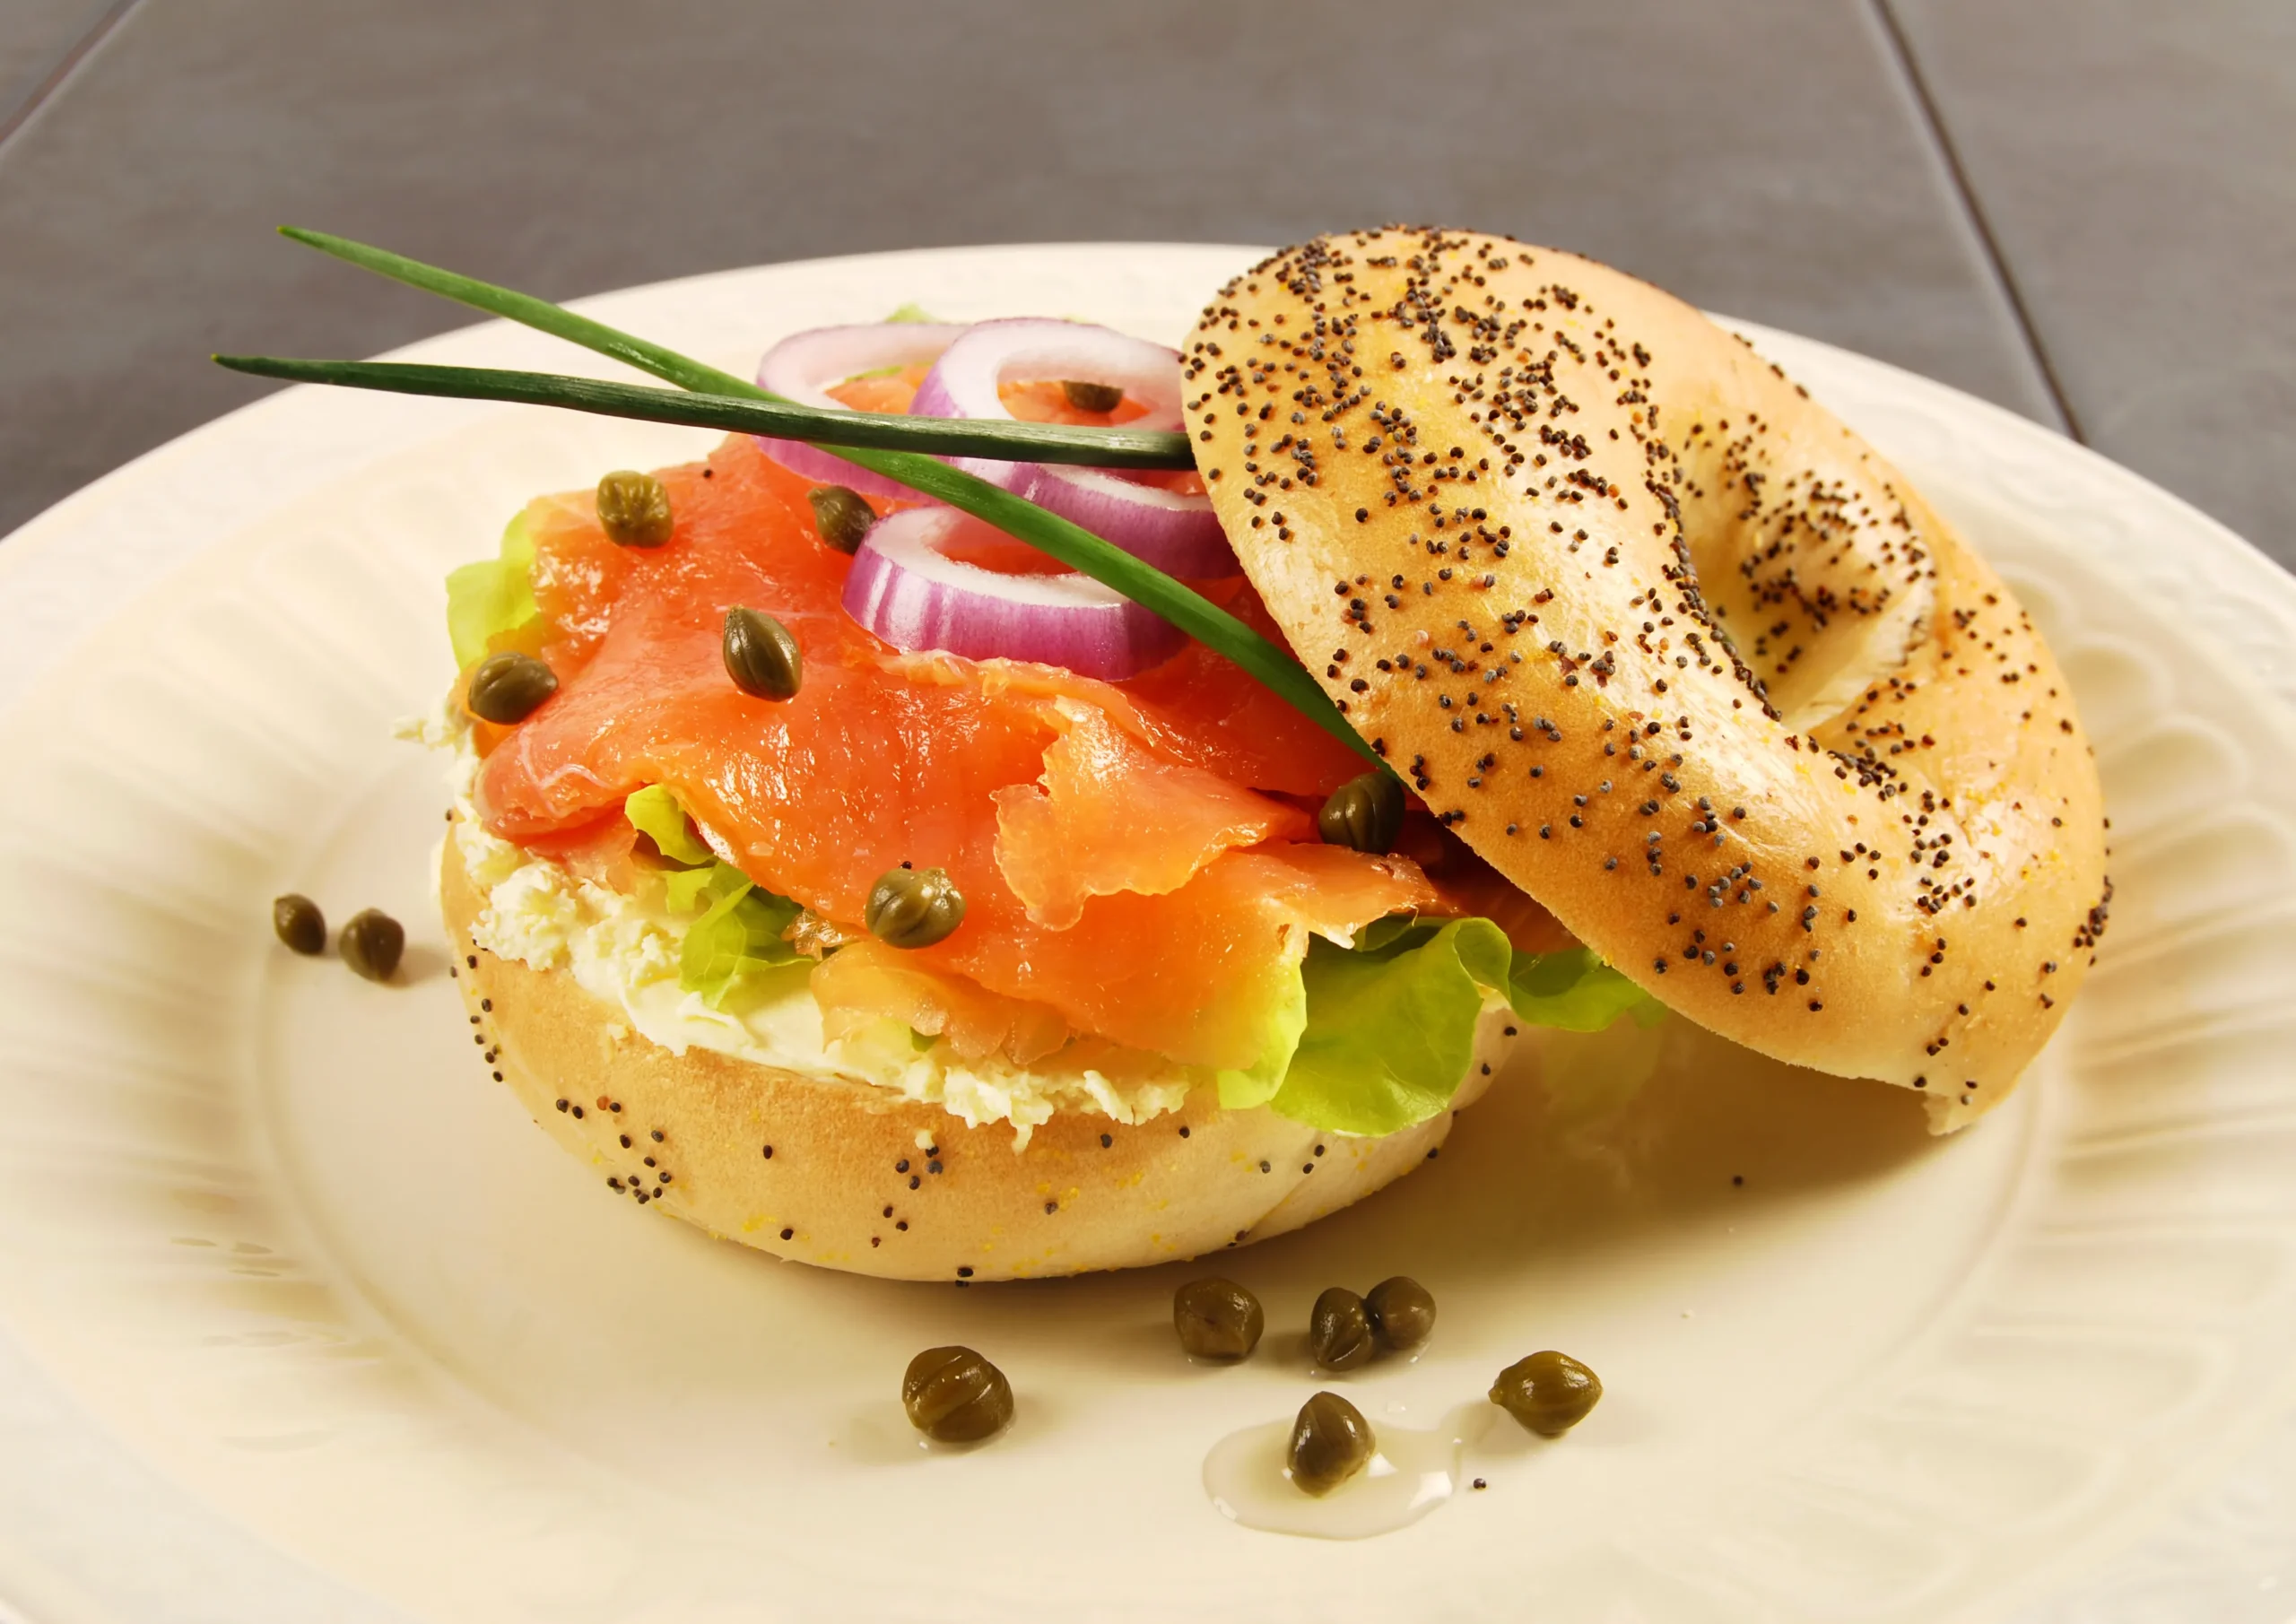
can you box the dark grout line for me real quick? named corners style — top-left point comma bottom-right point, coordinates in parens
top-left (0, 0), bottom-right (143, 157)
top-left (1869, 0), bottom-right (2085, 442)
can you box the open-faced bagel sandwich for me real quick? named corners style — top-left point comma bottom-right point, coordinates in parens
top-left (424, 226), bottom-right (2105, 1281)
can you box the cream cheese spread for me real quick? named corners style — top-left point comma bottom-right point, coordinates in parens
top-left (420, 723), bottom-right (1191, 1148)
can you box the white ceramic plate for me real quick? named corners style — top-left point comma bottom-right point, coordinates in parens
top-left (2, 245), bottom-right (2293, 1624)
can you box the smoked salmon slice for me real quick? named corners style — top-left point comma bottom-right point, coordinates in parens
top-left (474, 435), bottom-right (1434, 1071)
top-left (992, 697), bottom-right (1315, 930)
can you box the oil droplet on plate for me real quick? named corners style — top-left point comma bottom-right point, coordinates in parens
top-left (1204, 1401), bottom-right (1494, 1539)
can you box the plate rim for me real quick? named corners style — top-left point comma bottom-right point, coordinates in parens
top-left (2, 239), bottom-right (2293, 1624)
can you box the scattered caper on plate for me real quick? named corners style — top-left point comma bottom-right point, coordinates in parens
top-left (1364, 1276), bottom-right (1437, 1350)
top-left (596, 469), bottom-right (674, 548)
top-left (1059, 378), bottom-right (1126, 413)
top-left (1490, 1350), bottom-right (1603, 1437)
top-left (272, 893), bottom-right (326, 956)
top-left (1173, 1277), bottom-right (1264, 1360)
top-left (1287, 1390), bottom-right (1374, 1497)
top-left (338, 908), bottom-right (404, 983)
top-left (1317, 770), bottom-right (1405, 854)
top-left (901, 1345), bottom-right (1013, 1443)
top-left (465, 650), bottom-right (558, 725)
top-left (723, 606), bottom-right (803, 701)
top-left (1308, 1285), bottom-right (1375, 1371)
top-left (805, 483), bottom-right (876, 554)
top-left (866, 864), bottom-right (965, 949)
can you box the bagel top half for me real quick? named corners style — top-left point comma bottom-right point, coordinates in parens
top-left (1183, 227), bottom-right (2109, 1128)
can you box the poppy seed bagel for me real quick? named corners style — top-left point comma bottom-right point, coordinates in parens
top-left (1185, 227), bottom-right (2109, 1129)
top-left (441, 826), bottom-right (1516, 1281)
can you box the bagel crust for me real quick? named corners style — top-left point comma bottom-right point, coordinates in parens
top-left (1185, 228), bottom-right (2108, 1127)
top-left (441, 828), bottom-right (1513, 1280)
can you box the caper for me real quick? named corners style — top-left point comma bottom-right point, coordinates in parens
top-left (1308, 1285), bottom-right (1375, 1371)
top-left (865, 864), bottom-right (965, 949)
top-left (1490, 1350), bottom-right (1603, 1437)
top-left (272, 893), bottom-right (326, 956)
top-left (1317, 770), bottom-right (1405, 854)
top-left (723, 606), bottom-right (802, 700)
top-left (1059, 378), bottom-right (1126, 413)
top-left (338, 908), bottom-right (404, 983)
top-left (596, 469), bottom-right (674, 548)
top-left (901, 1345), bottom-right (1013, 1443)
top-left (1364, 1275), bottom-right (1437, 1350)
top-left (465, 651), bottom-right (559, 725)
top-left (1173, 1277), bottom-right (1264, 1360)
top-left (1287, 1390), bottom-right (1374, 1497)
top-left (805, 484), bottom-right (877, 554)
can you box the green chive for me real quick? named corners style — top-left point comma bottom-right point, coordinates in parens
top-left (211, 356), bottom-right (1196, 470)
top-left (263, 227), bottom-right (1380, 769)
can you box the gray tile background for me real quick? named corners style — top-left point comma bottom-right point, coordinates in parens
top-left (0, 0), bottom-right (99, 117)
top-left (0, 0), bottom-right (2286, 569)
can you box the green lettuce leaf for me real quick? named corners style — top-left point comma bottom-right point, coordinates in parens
top-left (1268, 918), bottom-right (1510, 1135)
top-left (1257, 917), bottom-right (1665, 1137)
top-left (1213, 970), bottom-right (1308, 1113)
top-left (680, 870), bottom-right (805, 1010)
top-left (1350, 911), bottom-right (1438, 955)
top-left (1508, 946), bottom-right (1669, 1033)
top-left (661, 861), bottom-right (726, 913)
top-left (446, 510), bottom-right (539, 669)
top-left (621, 784), bottom-right (807, 1010)
top-left (624, 784), bottom-right (717, 866)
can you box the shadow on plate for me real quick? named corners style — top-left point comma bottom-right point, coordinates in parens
top-left (703, 1014), bottom-right (1947, 1372)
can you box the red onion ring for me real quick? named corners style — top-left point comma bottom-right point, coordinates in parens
top-left (908, 318), bottom-right (1236, 578)
top-left (753, 322), bottom-right (968, 498)
top-left (841, 508), bottom-right (1184, 680)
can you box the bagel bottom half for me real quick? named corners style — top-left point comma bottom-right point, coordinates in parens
top-left (441, 829), bottom-right (1516, 1281)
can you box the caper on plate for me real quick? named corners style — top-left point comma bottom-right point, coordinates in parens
top-left (1363, 1276), bottom-right (1437, 1350)
top-left (1286, 1390), bottom-right (1374, 1497)
top-left (902, 1345), bottom-right (1013, 1443)
top-left (1490, 1350), bottom-right (1603, 1437)
top-left (272, 893), bottom-right (326, 956)
top-left (1173, 1277), bottom-right (1263, 1360)
top-left (1308, 1285), bottom-right (1375, 1371)
top-left (338, 908), bottom-right (404, 983)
